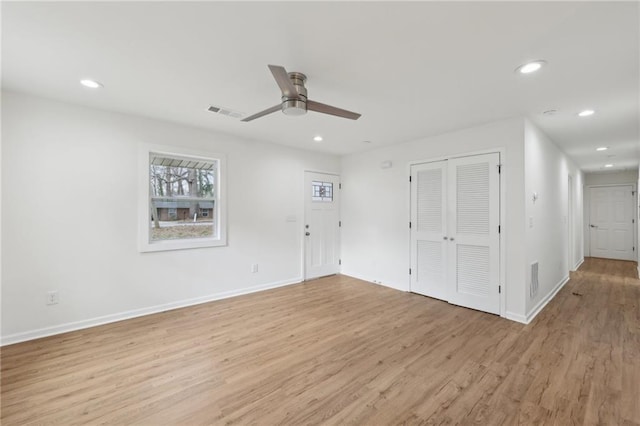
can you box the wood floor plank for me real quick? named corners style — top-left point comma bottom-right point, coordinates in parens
top-left (2, 257), bottom-right (639, 425)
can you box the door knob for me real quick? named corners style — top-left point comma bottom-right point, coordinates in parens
top-left (305, 232), bottom-right (311, 236)
top-left (590, 224), bottom-right (597, 228)
top-left (443, 236), bottom-right (448, 240)
top-left (450, 237), bottom-right (455, 241)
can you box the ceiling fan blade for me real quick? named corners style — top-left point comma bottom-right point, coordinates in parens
top-left (241, 104), bottom-right (282, 122)
top-left (307, 100), bottom-right (361, 120)
top-left (268, 65), bottom-right (298, 98)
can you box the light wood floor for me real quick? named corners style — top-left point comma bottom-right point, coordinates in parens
top-left (577, 256), bottom-right (639, 279)
top-left (2, 259), bottom-right (639, 425)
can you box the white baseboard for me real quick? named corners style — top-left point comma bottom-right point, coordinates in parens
top-left (1, 277), bottom-right (302, 346)
top-left (524, 274), bottom-right (570, 324)
top-left (573, 257), bottom-right (584, 271)
top-left (339, 271), bottom-right (409, 292)
top-left (505, 275), bottom-right (570, 325)
top-left (504, 311), bottom-right (528, 324)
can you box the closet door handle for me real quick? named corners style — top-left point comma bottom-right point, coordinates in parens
top-left (450, 237), bottom-right (455, 241)
top-left (443, 236), bottom-right (448, 240)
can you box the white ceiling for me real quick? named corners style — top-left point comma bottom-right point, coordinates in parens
top-left (2, 2), bottom-right (638, 172)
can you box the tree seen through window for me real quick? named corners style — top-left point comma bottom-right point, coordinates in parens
top-left (149, 154), bottom-right (218, 241)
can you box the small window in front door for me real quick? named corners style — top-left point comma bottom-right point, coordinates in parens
top-left (312, 181), bottom-right (333, 202)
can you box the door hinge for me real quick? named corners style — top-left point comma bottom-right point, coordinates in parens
top-left (498, 225), bottom-right (501, 234)
top-left (409, 268), bottom-right (412, 275)
top-left (339, 221), bottom-right (342, 227)
top-left (409, 176), bottom-right (412, 183)
top-left (499, 285), bottom-right (501, 294)
top-left (632, 191), bottom-right (635, 196)
top-left (409, 222), bottom-right (412, 229)
top-left (633, 219), bottom-right (635, 224)
top-left (339, 259), bottom-right (342, 265)
top-left (339, 183), bottom-right (342, 189)
top-left (498, 164), bottom-right (502, 174)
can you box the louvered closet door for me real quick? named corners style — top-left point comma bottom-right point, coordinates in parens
top-left (447, 153), bottom-right (500, 314)
top-left (410, 160), bottom-right (448, 300)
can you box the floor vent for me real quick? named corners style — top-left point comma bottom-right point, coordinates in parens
top-left (530, 261), bottom-right (539, 298)
top-left (207, 105), bottom-right (245, 119)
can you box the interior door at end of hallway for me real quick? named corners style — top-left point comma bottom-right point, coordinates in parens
top-left (305, 172), bottom-right (341, 280)
top-left (590, 185), bottom-right (635, 261)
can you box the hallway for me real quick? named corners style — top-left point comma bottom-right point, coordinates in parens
top-left (577, 256), bottom-right (639, 279)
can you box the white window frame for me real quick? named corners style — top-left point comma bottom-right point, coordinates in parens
top-left (138, 143), bottom-right (227, 252)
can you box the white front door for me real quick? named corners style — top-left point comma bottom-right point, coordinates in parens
top-left (304, 172), bottom-right (341, 280)
top-left (589, 185), bottom-right (635, 261)
top-left (447, 153), bottom-right (501, 315)
top-left (410, 160), bottom-right (448, 300)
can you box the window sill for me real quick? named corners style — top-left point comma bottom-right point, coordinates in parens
top-left (139, 237), bottom-right (227, 253)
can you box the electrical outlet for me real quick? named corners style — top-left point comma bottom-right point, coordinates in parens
top-left (46, 291), bottom-right (59, 305)
top-left (251, 264), bottom-right (258, 273)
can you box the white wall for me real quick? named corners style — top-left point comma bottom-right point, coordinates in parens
top-left (524, 120), bottom-right (583, 320)
top-left (340, 118), bottom-right (527, 320)
top-left (1, 91), bottom-right (340, 344)
top-left (583, 170), bottom-right (639, 257)
top-left (584, 170), bottom-right (639, 186)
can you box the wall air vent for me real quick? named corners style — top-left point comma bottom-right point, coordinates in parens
top-left (530, 261), bottom-right (539, 298)
top-left (207, 105), bottom-right (245, 119)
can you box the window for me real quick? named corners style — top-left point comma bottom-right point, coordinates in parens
top-left (312, 181), bottom-right (333, 202)
top-left (139, 145), bottom-right (226, 252)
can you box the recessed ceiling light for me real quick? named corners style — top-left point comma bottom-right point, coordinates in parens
top-left (80, 79), bottom-right (103, 89)
top-left (313, 135), bottom-right (323, 142)
top-left (596, 147), bottom-right (608, 151)
top-left (604, 164), bottom-right (613, 168)
top-left (516, 60), bottom-right (547, 74)
top-left (578, 109), bottom-right (595, 117)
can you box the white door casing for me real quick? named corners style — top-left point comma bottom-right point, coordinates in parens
top-left (568, 175), bottom-right (574, 270)
top-left (409, 152), bottom-right (501, 315)
top-left (446, 153), bottom-right (501, 315)
top-left (589, 185), bottom-right (635, 261)
top-left (304, 172), bottom-right (341, 280)
top-left (410, 160), bottom-right (448, 300)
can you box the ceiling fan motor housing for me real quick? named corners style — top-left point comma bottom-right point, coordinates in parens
top-left (241, 65), bottom-right (360, 122)
top-left (282, 72), bottom-right (307, 116)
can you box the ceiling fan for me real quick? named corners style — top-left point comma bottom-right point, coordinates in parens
top-left (241, 65), bottom-right (361, 122)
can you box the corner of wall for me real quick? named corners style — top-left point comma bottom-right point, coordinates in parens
top-left (522, 119), bottom-right (583, 320)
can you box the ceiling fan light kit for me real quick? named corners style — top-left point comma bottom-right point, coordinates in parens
top-left (242, 65), bottom-right (361, 122)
